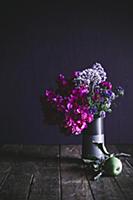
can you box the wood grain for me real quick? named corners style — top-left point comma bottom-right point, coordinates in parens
top-left (60, 145), bottom-right (94, 200)
top-left (0, 145), bottom-right (132, 200)
top-left (107, 145), bottom-right (133, 200)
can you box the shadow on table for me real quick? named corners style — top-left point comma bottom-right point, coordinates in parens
top-left (0, 146), bottom-right (82, 163)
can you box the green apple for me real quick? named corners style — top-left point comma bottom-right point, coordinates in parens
top-left (104, 156), bottom-right (122, 176)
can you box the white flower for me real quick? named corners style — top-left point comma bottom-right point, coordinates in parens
top-left (74, 63), bottom-right (107, 88)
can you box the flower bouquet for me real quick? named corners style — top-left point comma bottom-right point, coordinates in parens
top-left (41, 63), bottom-right (129, 180)
top-left (41, 63), bottom-right (124, 135)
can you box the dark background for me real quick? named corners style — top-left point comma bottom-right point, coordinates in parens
top-left (0, 2), bottom-right (133, 144)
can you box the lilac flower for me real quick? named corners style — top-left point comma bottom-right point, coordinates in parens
top-left (74, 63), bottom-right (107, 88)
top-left (42, 63), bottom-right (124, 135)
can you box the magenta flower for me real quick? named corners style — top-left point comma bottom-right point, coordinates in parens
top-left (101, 81), bottom-right (112, 90)
top-left (87, 114), bottom-right (94, 123)
top-left (41, 63), bottom-right (124, 135)
top-left (72, 71), bottom-right (81, 78)
top-left (57, 74), bottom-right (68, 87)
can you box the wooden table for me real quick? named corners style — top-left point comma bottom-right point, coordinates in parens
top-left (0, 145), bottom-right (133, 200)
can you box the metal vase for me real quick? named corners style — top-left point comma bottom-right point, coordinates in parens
top-left (82, 117), bottom-right (105, 160)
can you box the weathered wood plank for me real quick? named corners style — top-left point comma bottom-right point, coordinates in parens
top-left (28, 145), bottom-right (60, 200)
top-left (89, 177), bottom-right (125, 200)
top-left (26, 174), bottom-right (34, 200)
top-left (0, 164), bottom-right (34, 200)
top-left (0, 144), bottom-right (23, 161)
top-left (29, 168), bottom-right (60, 200)
top-left (60, 145), bottom-right (94, 200)
top-left (107, 145), bottom-right (133, 200)
top-left (0, 166), bottom-right (11, 192)
top-left (21, 145), bottom-right (59, 168)
top-left (0, 144), bottom-right (133, 200)
top-left (0, 146), bottom-right (37, 199)
top-left (0, 145), bottom-right (60, 200)
top-left (84, 144), bottom-right (127, 200)
top-left (0, 145), bottom-right (19, 192)
top-left (116, 144), bottom-right (133, 167)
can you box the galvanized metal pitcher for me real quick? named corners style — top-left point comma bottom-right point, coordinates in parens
top-left (82, 117), bottom-right (105, 160)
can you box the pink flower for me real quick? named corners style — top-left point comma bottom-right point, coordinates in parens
top-left (45, 90), bottom-right (56, 102)
top-left (57, 74), bottom-right (68, 87)
top-left (81, 112), bottom-right (88, 120)
top-left (72, 71), bottom-right (80, 78)
top-left (67, 102), bottom-right (73, 110)
top-left (101, 81), bottom-right (112, 90)
top-left (80, 121), bottom-right (87, 130)
top-left (42, 65), bottom-right (124, 136)
top-left (87, 114), bottom-right (94, 123)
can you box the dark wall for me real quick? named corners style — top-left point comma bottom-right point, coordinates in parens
top-left (0, 2), bottom-right (133, 144)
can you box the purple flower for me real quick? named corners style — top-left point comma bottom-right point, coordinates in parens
top-left (72, 71), bottom-right (80, 78)
top-left (89, 106), bottom-right (98, 114)
top-left (57, 74), bottom-right (68, 86)
top-left (45, 90), bottom-right (56, 102)
top-left (100, 97), bottom-right (105, 103)
top-left (42, 63), bottom-right (124, 135)
top-left (103, 90), bottom-right (113, 97)
top-left (99, 111), bottom-right (106, 118)
top-left (101, 81), bottom-right (112, 90)
top-left (116, 86), bottom-right (124, 96)
top-left (81, 112), bottom-right (88, 120)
